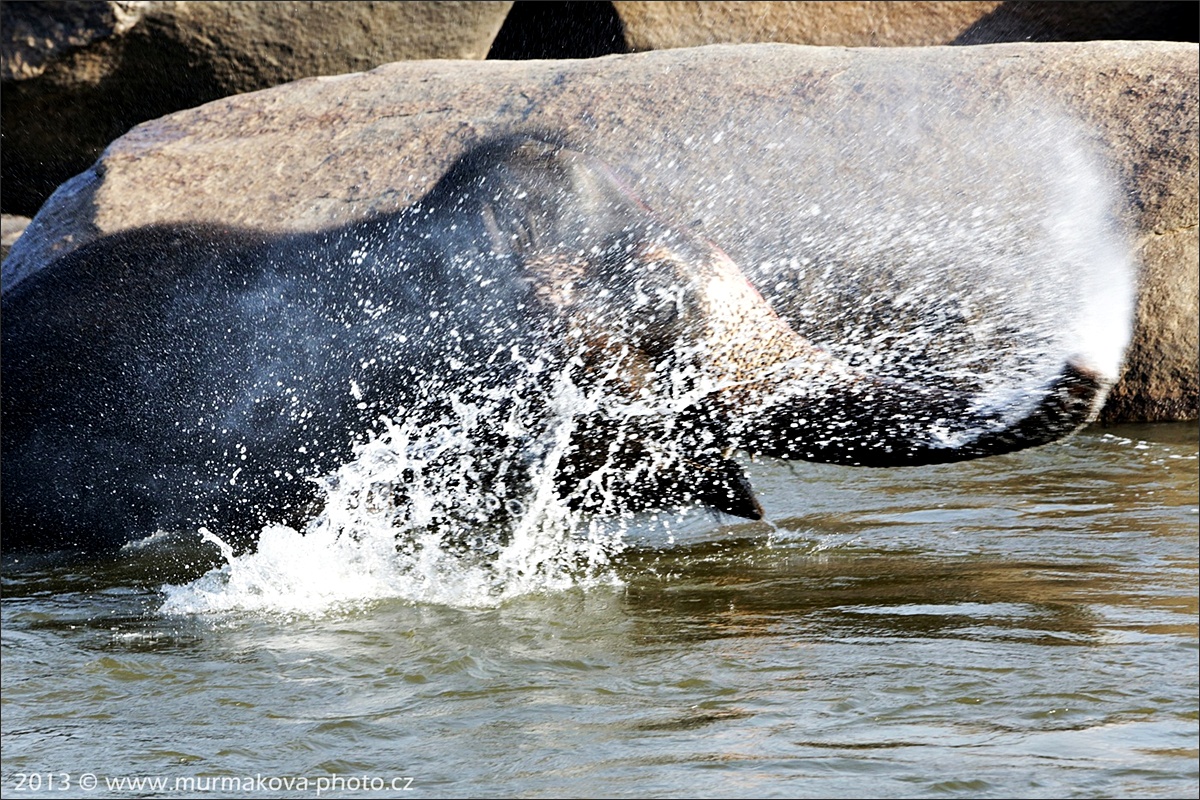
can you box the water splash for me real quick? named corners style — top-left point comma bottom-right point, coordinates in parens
top-left (748, 105), bottom-right (1135, 410)
top-left (160, 369), bottom-right (634, 614)
top-left (156, 125), bottom-right (1136, 615)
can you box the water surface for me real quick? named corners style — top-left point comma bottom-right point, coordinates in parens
top-left (3, 423), bottom-right (1196, 798)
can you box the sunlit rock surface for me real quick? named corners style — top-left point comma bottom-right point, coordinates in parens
top-left (0, 214), bottom-right (30, 263)
top-left (5, 2), bottom-right (1195, 217)
top-left (5, 43), bottom-right (1195, 422)
top-left (612, 1), bottom-right (1197, 50)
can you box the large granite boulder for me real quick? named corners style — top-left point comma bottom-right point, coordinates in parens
top-left (0, 0), bottom-right (513, 215)
top-left (6, 1), bottom-right (1193, 217)
top-left (5, 42), bottom-right (1196, 423)
top-left (612, 1), bottom-right (1197, 49)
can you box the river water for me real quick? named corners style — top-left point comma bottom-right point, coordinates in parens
top-left (2, 422), bottom-right (1196, 798)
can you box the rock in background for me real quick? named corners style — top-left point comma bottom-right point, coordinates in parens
top-left (5, 42), bottom-right (1195, 423)
top-left (0, 215), bottom-right (30, 263)
top-left (4, 1), bottom-right (1195, 217)
top-left (1, 0), bottom-right (514, 215)
top-left (612, 1), bottom-right (1198, 49)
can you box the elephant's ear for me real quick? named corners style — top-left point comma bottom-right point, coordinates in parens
top-left (730, 354), bottom-right (1112, 468)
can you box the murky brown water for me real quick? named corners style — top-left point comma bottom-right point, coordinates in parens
top-left (2, 423), bottom-right (1196, 798)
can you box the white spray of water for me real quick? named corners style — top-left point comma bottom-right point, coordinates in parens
top-left (161, 103), bottom-right (1137, 615)
top-left (160, 371), bottom-right (628, 615)
top-left (658, 92), bottom-right (1140, 417)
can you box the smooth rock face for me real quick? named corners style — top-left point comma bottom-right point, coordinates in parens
top-left (5, 43), bottom-right (1196, 422)
top-left (1104, 228), bottom-right (1200, 422)
top-left (0, 0), bottom-right (514, 214)
top-left (612, 1), bottom-right (1198, 50)
top-left (0, 215), bottom-right (31, 263)
top-left (615, 1), bottom-right (1004, 48)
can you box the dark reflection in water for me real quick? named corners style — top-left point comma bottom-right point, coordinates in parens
top-left (620, 545), bottom-right (1113, 645)
top-left (1, 423), bottom-right (1196, 798)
